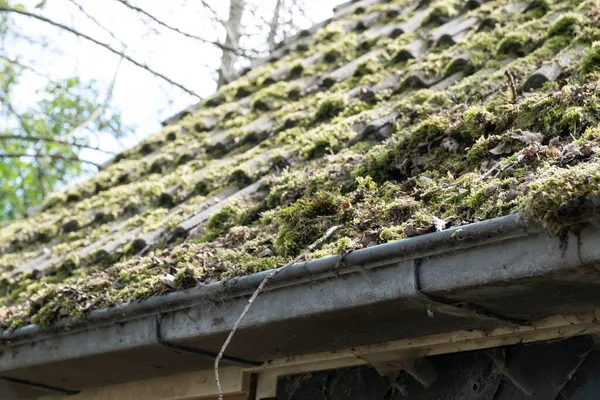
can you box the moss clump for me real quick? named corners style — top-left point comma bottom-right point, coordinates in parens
top-left (383, 197), bottom-right (419, 224)
top-left (525, 0), bottom-right (549, 19)
top-left (200, 204), bottom-right (244, 243)
top-left (354, 58), bottom-right (382, 78)
top-left (580, 42), bottom-right (600, 75)
top-left (274, 191), bottom-right (344, 257)
top-left (521, 163), bottom-right (600, 233)
top-left (358, 142), bottom-right (397, 181)
top-left (422, 4), bottom-right (457, 26)
top-left (496, 32), bottom-right (532, 57)
top-left (216, 249), bottom-right (286, 277)
top-left (40, 192), bottom-right (67, 212)
top-left (410, 115), bottom-right (450, 144)
top-left (299, 120), bottom-right (359, 159)
top-left (173, 268), bottom-right (198, 289)
top-left (234, 85), bottom-right (253, 99)
top-left (29, 286), bottom-right (90, 327)
top-left (204, 93), bottom-right (226, 107)
top-left (314, 93), bottom-right (347, 122)
top-left (511, 84), bottom-right (600, 138)
top-left (289, 62), bottom-right (304, 78)
top-left (548, 13), bottom-right (582, 38)
top-left (462, 106), bottom-right (497, 139)
top-left (324, 49), bottom-right (341, 63)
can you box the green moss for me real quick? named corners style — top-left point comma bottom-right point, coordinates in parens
top-left (525, 0), bottom-right (550, 19)
top-left (497, 32), bottom-right (532, 57)
top-left (299, 120), bottom-right (357, 159)
top-left (462, 105), bottom-right (497, 139)
top-left (340, 101), bottom-right (371, 118)
top-left (234, 85), bottom-right (253, 99)
top-left (383, 197), bottom-right (419, 224)
top-left (289, 62), bottom-right (305, 78)
top-left (204, 93), bottom-right (227, 107)
top-left (521, 163), bottom-right (600, 233)
top-left (315, 22), bottom-right (344, 42)
top-left (422, 3), bottom-right (457, 26)
top-left (580, 42), bottom-right (600, 75)
top-left (411, 116), bottom-right (450, 142)
top-left (1, 0), bottom-right (599, 332)
top-left (200, 204), bottom-right (244, 242)
top-left (314, 93), bottom-right (347, 121)
top-left (250, 81), bottom-right (294, 111)
top-left (324, 49), bottom-right (341, 63)
top-left (511, 83), bottom-right (600, 137)
top-left (354, 58), bottom-right (382, 78)
top-left (335, 237), bottom-right (352, 256)
top-left (216, 249), bottom-right (286, 277)
top-left (274, 191), bottom-right (344, 257)
top-left (548, 13), bottom-right (582, 37)
top-left (40, 192), bottom-right (67, 212)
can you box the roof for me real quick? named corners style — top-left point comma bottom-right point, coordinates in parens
top-left (1, 0), bottom-right (600, 369)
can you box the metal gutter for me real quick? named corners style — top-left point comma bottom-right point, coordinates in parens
top-left (1, 214), bottom-right (530, 343)
top-left (2, 214), bottom-right (600, 395)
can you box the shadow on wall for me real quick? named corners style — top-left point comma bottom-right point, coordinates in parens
top-left (276, 335), bottom-right (600, 400)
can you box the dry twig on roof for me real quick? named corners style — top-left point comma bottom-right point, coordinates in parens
top-left (505, 70), bottom-right (518, 104)
top-left (214, 224), bottom-right (344, 400)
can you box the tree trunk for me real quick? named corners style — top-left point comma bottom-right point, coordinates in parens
top-left (267, 0), bottom-right (283, 51)
top-left (218, 0), bottom-right (245, 87)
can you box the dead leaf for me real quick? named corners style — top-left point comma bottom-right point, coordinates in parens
top-left (257, 248), bottom-right (275, 258)
top-left (441, 137), bottom-right (459, 153)
top-left (432, 216), bottom-right (446, 232)
top-left (419, 176), bottom-right (434, 184)
top-left (489, 142), bottom-right (510, 155)
top-left (159, 274), bottom-right (176, 288)
top-left (508, 129), bottom-right (543, 144)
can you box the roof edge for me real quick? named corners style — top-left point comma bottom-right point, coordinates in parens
top-left (2, 214), bottom-right (532, 343)
top-left (3, 213), bottom-right (600, 386)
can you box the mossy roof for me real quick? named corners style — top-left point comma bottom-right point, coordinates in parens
top-left (2, 0), bottom-right (600, 331)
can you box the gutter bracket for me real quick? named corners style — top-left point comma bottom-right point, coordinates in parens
top-left (412, 259), bottom-right (530, 327)
top-left (155, 315), bottom-right (262, 367)
top-left (0, 375), bottom-right (79, 395)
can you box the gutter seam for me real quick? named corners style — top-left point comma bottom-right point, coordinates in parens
top-left (155, 315), bottom-right (261, 367)
top-left (412, 258), bottom-right (530, 327)
top-left (1, 215), bottom-right (536, 345)
top-left (0, 215), bottom-right (537, 345)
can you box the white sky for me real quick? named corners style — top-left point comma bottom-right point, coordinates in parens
top-left (9, 0), bottom-right (345, 166)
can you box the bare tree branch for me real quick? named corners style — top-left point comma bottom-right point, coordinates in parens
top-left (0, 55), bottom-right (50, 79)
top-left (66, 0), bottom-right (127, 50)
top-left (214, 224), bottom-right (344, 400)
top-left (113, 0), bottom-right (244, 56)
top-left (199, 0), bottom-right (226, 25)
top-left (66, 56), bottom-right (123, 140)
top-left (0, 5), bottom-right (202, 98)
top-left (0, 87), bottom-right (114, 155)
top-left (0, 134), bottom-right (114, 154)
top-left (1, 152), bottom-right (101, 168)
top-left (36, 163), bottom-right (46, 199)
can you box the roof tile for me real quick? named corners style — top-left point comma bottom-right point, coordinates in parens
top-left (2, 0), bottom-right (600, 330)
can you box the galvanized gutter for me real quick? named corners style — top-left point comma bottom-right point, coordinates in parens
top-left (0, 215), bottom-right (525, 342)
top-left (2, 214), bottom-right (600, 396)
